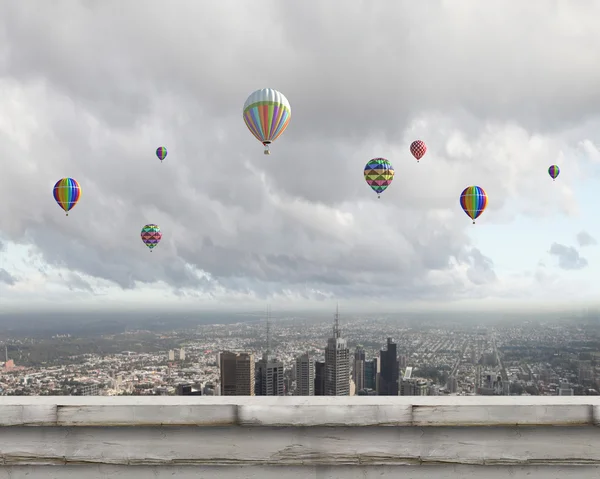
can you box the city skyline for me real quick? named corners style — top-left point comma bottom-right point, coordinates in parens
top-left (3, 2), bottom-right (600, 312)
top-left (2, 307), bottom-right (597, 397)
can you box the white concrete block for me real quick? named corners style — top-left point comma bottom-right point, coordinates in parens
top-left (413, 404), bottom-right (592, 426)
top-left (0, 405), bottom-right (56, 426)
top-left (56, 404), bottom-right (236, 426)
top-left (239, 404), bottom-right (411, 426)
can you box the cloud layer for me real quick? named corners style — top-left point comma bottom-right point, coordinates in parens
top-left (1, 1), bottom-right (600, 309)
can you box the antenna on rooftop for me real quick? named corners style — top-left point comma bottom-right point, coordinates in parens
top-left (266, 304), bottom-right (272, 356)
top-left (334, 302), bottom-right (340, 339)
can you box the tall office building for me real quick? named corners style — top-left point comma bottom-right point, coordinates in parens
top-left (324, 305), bottom-right (350, 396)
top-left (255, 358), bottom-right (285, 395)
top-left (352, 346), bottom-right (366, 392)
top-left (379, 337), bottom-right (399, 395)
top-left (314, 360), bottom-right (325, 395)
top-left (219, 352), bottom-right (255, 396)
top-left (255, 309), bottom-right (285, 396)
top-left (364, 357), bottom-right (379, 391)
top-left (295, 353), bottom-right (315, 396)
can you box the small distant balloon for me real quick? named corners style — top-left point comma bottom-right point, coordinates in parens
top-left (460, 186), bottom-right (487, 224)
top-left (410, 140), bottom-right (427, 162)
top-left (156, 147), bottom-right (167, 163)
top-left (243, 88), bottom-right (291, 155)
top-left (141, 224), bottom-right (162, 252)
top-left (364, 158), bottom-right (395, 198)
top-left (548, 165), bottom-right (560, 181)
top-left (53, 178), bottom-right (81, 216)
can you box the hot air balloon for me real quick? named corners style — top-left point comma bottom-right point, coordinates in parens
top-left (364, 158), bottom-right (395, 198)
top-left (141, 224), bottom-right (162, 252)
top-left (53, 178), bottom-right (81, 216)
top-left (156, 147), bottom-right (167, 163)
top-left (410, 140), bottom-right (427, 162)
top-left (243, 88), bottom-right (291, 155)
top-left (460, 186), bottom-right (488, 224)
top-left (548, 165), bottom-right (560, 181)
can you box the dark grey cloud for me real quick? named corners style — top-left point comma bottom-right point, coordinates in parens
top-left (463, 248), bottom-right (497, 286)
top-left (0, 1), bottom-right (599, 305)
top-left (0, 268), bottom-right (16, 285)
top-left (548, 243), bottom-right (588, 270)
top-left (576, 230), bottom-right (597, 248)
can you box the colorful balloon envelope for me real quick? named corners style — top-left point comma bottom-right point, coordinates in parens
top-left (548, 165), bottom-right (560, 181)
top-left (156, 146), bottom-right (167, 162)
top-left (460, 186), bottom-right (487, 224)
top-left (243, 88), bottom-right (291, 155)
top-left (53, 178), bottom-right (81, 216)
top-left (141, 224), bottom-right (162, 252)
top-left (364, 158), bottom-right (395, 198)
top-left (410, 140), bottom-right (427, 162)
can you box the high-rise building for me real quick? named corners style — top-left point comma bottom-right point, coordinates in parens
top-left (353, 346), bottom-right (366, 392)
top-left (324, 305), bottom-right (350, 396)
top-left (179, 348), bottom-right (186, 361)
top-left (255, 308), bottom-right (285, 396)
top-left (295, 353), bottom-right (315, 396)
top-left (364, 357), bottom-right (378, 391)
top-left (219, 352), bottom-right (255, 396)
top-left (314, 360), bottom-right (325, 395)
top-left (255, 358), bottom-right (285, 395)
top-left (379, 338), bottom-right (399, 395)
top-left (168, 350), bottom-right (175, 361)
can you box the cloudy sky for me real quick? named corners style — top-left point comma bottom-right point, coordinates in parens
top-left (1, 0), bottom-right (600, 313)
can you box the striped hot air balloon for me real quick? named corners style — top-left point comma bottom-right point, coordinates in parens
top-left (156, 146), bottom-right (167, 163)
top-left (460, 186), bottom-right (487, 224)
top-left (53, 178), bottom-right (81, 216)
top-left (548, 165), bottom-right (560, 181)
top-left (243, 88), bottom-right (291, 155)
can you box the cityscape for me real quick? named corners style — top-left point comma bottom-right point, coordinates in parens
top-left (1, 308), bottom-right (599, 398)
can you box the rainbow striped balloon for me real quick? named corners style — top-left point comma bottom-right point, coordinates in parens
top-left (460, 186), bottom-right (487, 224)
top-left (548, 165), bottom-right (560, 181)
top-left (243, 88), bottom-right (291, 155)
top-left (156, 146), bottom-right (167, 162)
top-left (53, 178), bottom-right (81, 216)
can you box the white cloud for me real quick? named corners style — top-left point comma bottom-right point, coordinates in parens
top-left (1, 1), bottom-right (600, 311)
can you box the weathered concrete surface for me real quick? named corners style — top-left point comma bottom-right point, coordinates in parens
top-left (0, 397), bottom-right (599, 477)
top-left (0, 465), bottom-right (599, 479)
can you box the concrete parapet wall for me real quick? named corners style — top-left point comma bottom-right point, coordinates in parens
top-left (0, 397), bottom-right (599, 478)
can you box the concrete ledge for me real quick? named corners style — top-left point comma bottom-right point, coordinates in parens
top-left (1, 398), bottom-right (600, 473)
top-left (0, 396), bottom-right (599, 427)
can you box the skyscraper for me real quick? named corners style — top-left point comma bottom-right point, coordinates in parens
top-left (219, 352), bottom-right (255, 396)
top-left (379, 337), bottom-right (399, 395)
top-left (352, 345), bottom-right (366, 392)
top-left (324, 305), bottom-right (350, 396)
top-left (255, 358), bottom-right (285, 395)
top-left (255, 308), bottom-right (284, 396)
top-left (295, 353), bottom-right (315, 395)
top-left (364, 357), bottom-right (379, 391)
top-left (314, 360), bottom-right (325, 395)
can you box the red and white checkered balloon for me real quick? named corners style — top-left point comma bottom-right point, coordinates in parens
top-left (410, 140), bottom-right (427, 162)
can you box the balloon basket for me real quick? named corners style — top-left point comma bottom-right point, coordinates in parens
top-left (264, 150), bottom-right (270, 155)
top-left (66, 213), bottom-right (69, 216)
top-left (472, 221), bottom-right (476, 224)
